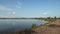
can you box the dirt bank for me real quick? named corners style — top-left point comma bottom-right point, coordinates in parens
top-left (31, 19), bottom-right (60, 34)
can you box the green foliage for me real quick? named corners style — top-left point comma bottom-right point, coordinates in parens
top-left (54, 16), bottom-right (56, 19)
top-left (32, 24), bottom-right (36, 28)
top-left (47, 17), bottom-right (51, 19)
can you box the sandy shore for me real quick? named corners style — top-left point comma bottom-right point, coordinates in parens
top-left (31, 19), bottom-right (60, 34)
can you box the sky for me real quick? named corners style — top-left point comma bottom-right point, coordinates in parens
top-left (0, 0), bottom-right (60, 18)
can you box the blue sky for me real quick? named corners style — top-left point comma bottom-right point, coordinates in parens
top-left (0, 0), bottom-right (60, 18)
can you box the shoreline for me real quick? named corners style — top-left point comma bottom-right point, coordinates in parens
top-left (13, 19), bottom-right (57, 34)
top-left (31, 19), bottom-right (60, 34)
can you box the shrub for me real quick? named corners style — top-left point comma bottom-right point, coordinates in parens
top-left (32, 24), bottom-right (36, 28)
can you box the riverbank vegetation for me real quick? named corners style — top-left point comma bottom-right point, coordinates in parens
top-left (5, 16), bottom-right (59, 34)
top-left (14, 17), bottom-right (57, 34)
top-left (14, 24), bottom-right (37, 34)
top-left (14, 22), bottom-right (52, 34)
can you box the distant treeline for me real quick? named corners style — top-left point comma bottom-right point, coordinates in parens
top-left (31, 16), bottom-right (60, 19)
top-left (0, 16), bottom-right (60, 19)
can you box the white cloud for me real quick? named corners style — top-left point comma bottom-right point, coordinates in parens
top-left (43, 12), bottom-right (48, 15)
top-left (0, 5), bottom-right (13, 11)
top-left (13, 11), bottom-right (16, 15)
top-left (0, 5), bottom-right (16, 17)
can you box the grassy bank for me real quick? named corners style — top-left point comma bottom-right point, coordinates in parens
top-left (14, 24), bottom-right (37, 34)
top-left (14, 19), bottom-right (56, 34)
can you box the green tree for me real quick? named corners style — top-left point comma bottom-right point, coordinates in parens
top-left (47, 17), bottom-right (51, 19)
top-left (54, 16), bottom-right (56, 19)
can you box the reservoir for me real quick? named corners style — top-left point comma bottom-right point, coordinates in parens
top-left (0, 19), bottom-right (48, 34)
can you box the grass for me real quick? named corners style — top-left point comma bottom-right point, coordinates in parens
top-left (15, 23), bottom-right (50, 34)
top-left (14, 24), bottom-right (37, 34)
top-left (14, 18), bottom-right (56, 34)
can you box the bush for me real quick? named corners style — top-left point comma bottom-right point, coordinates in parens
top-left (32, 24), bottom-right (36, 28)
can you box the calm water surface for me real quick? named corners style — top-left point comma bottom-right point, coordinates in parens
top-left (0, 19), bottom-right (48, 33)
